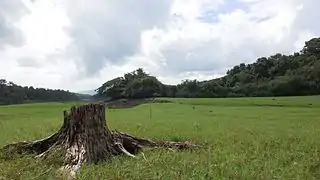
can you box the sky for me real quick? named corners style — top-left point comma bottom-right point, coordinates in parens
top-left (0, 0), bottom-right (319, 92)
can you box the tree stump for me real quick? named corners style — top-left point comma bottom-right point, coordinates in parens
top-left (1, 103), bottom-right (198, 178)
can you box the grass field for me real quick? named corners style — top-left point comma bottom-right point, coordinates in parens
top-left (1, 96), bottom-right (320, 179)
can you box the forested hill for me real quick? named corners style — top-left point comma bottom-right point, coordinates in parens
top-left (96, 37), bottom-right (320, 100)
top-left (0, 79), bottom-right (80, 105)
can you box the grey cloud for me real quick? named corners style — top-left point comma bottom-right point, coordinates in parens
top-left (293, 0), bottom-right (320, 33)
top-left (159, 39), bottom-right (227, 76)
top-left (262, 0), bottom-right (320, 53)
top-left (0, 20), bottom-right (23, 47)
top-left (16, 57), bottom-right (40, 67)
top-left (157, 35), bottom-right (303, 78)
top-left (65, 0), bottom-right (172, 76)
top-left (0, 0), bottom-right (29, 48)
top-left (158, 38), bottom-right (259, 76)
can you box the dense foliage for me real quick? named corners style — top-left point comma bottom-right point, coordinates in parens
top-left (95, 68), bottom-right (168, 100)
top-left (0, 79), bottom-right (80, 105)
top-left (96, 37), bottom-right (320, 99)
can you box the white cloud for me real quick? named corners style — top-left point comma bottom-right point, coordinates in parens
top-left (19, 0), bottom-right (71, 55)
top-left (0, 0), bottom-right (319, 92)
top-left (0, 1), bottom-right (29, 48)
top-left (64, 0), bottom-right (172, 76)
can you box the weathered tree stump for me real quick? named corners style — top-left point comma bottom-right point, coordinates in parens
top-left (1, 103), bottom-right (198, 178)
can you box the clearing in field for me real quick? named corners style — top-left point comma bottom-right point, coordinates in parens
top-left (1, 96), bottom-right (320, 179)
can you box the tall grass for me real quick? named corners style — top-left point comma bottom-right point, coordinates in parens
top-left (1, 96), bottom-right (320, 179)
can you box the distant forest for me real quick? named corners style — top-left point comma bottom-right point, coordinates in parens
top-left (0, 79), bottom-right (80, 105)
top-left (96, 37), bottom-right (320, 100)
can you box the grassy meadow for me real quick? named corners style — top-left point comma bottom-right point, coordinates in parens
top-left (1, 96), bottom-right (320, 179)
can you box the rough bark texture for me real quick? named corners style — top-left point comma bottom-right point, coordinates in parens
top-left (1, 103), bottom-right (198, 177)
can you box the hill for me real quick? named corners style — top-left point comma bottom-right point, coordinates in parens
top-left (0, 79), bottom-right (80, 105)
top-left (96, 37), bottom-right (320, 100)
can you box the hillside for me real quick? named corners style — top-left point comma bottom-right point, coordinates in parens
top-left (0, 79), bottom-right (80, 105)
top-left (96, 37), bottom-right (320, 100)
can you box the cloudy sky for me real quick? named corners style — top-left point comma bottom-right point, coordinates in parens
top-left (0, 0), bottom-right (319, 92)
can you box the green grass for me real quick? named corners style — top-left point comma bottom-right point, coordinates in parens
top-left (1, 96), bottom-right (320, 179)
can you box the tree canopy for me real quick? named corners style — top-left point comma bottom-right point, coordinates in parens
top-left (96, 37), bottom-right (320, 99)
top-left (95, 68), bottom-right (166, 100)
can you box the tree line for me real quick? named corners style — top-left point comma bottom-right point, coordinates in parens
top-left (96, 37), bottom-right (320, 100)
top-left (0, 79), bottom-right (80, 105)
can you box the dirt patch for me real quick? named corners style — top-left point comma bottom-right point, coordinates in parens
top-left (105, 98), bottom-right (171, 109)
